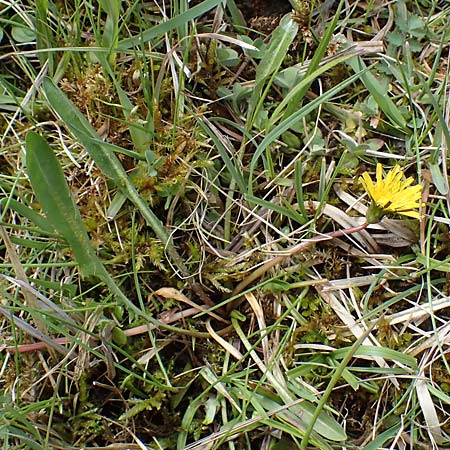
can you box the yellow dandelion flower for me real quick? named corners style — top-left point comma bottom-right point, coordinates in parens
top-left (359, 164), bottom-right (423, 223)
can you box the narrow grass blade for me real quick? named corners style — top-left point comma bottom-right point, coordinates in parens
top-left (0, 198), bottom-right (54, 233)
top-left (99, 0), bottom-right (120, 64)
top-left (35, 0), bottom-right (54, 73)
top-left (117, 0), bottom-right (223, 50)
top-left (248, 69), bottom-right (366, 195)
top-left (282, 0), bottom-right (344, 119)
top-left (197, 116), bottom-right (246, 193)
top-left (269, 51), bottom-right (363, 129)
top-left (346, 56), bottom-right (408, 131)
top-left (99, 55), bottom-right (152, 153)
top-left (42, 77), bottom-right (169, 246)
top-left (0, 305), bottom-right (70, 356)
top-left (246, 194), bottom-right (306, 224)
top-left (332, 345), bottom-right (417, 370)
top-left (361, 426), bottom-right (398, 450)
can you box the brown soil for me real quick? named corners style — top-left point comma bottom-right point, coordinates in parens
top-left (236, 0), bottom-right (292, 20)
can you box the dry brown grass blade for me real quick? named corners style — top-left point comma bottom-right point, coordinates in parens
top-left (205, 319), bottom-right (243, 360)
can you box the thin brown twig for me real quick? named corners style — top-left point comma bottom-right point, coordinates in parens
top-left (2, 305), bottom-right (234, 353)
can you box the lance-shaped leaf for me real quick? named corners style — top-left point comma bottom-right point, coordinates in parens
top-left (247, 14), bottom-right (298, 128)
top-left (25, 132), bottom-right (151, 318)
top-left (26, 131), bottom-right (106, 279)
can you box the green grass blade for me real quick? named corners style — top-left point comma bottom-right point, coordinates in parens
top-left (42, 77), bottom-right (169, 246)
top-left (197, 116), bottom-right (246, 194)
top-left (98, 54), bottom-right (152, 153)
top-left (246, 194), bottom-right (306, 224)
top-left (282, 0), bottom-right (344, 119)
top-left (0, 198), bottom-right (54, 233)
top-left (99, 0), bottom-right (120, 64)
top-left (332, 345), bottom-right (418, 370)
top-left (117, 0), bottom-right (224, 50)
top-left (346, 56), bottom-right (408, 131)
top-left (247, 68), bottom-right (366, 195)
top-left (269, 51), bottom-right (362, 129)
top-left (35, 0), bottom-right (54, 73)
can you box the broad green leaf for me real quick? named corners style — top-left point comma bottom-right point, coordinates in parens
top-left (216, 47), bottom-right (240, 67)
top-left (41, 78), bottom-right (202, 312)
top-left (362, 426), bottom-right (398, 450)
top-left (429, 163), bottom-right (448, 195)
top-left (26, 132), bottom-right (156, 319)
top-left (247, 14), bottom-right (298, 127)
top-left (25, 132), bottom-right (105, 279)
top-left (10, 13), bottom-right (35, 43)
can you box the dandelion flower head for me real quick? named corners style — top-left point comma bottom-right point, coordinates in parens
top-left (359, 164), bottom-right (423, 223)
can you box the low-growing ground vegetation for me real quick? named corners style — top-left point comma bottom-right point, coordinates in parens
top-left (1, 0), bottom-right (450, 448)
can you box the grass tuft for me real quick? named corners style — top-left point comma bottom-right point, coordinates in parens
top-left (1, 0), bottom-right (450, 448)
